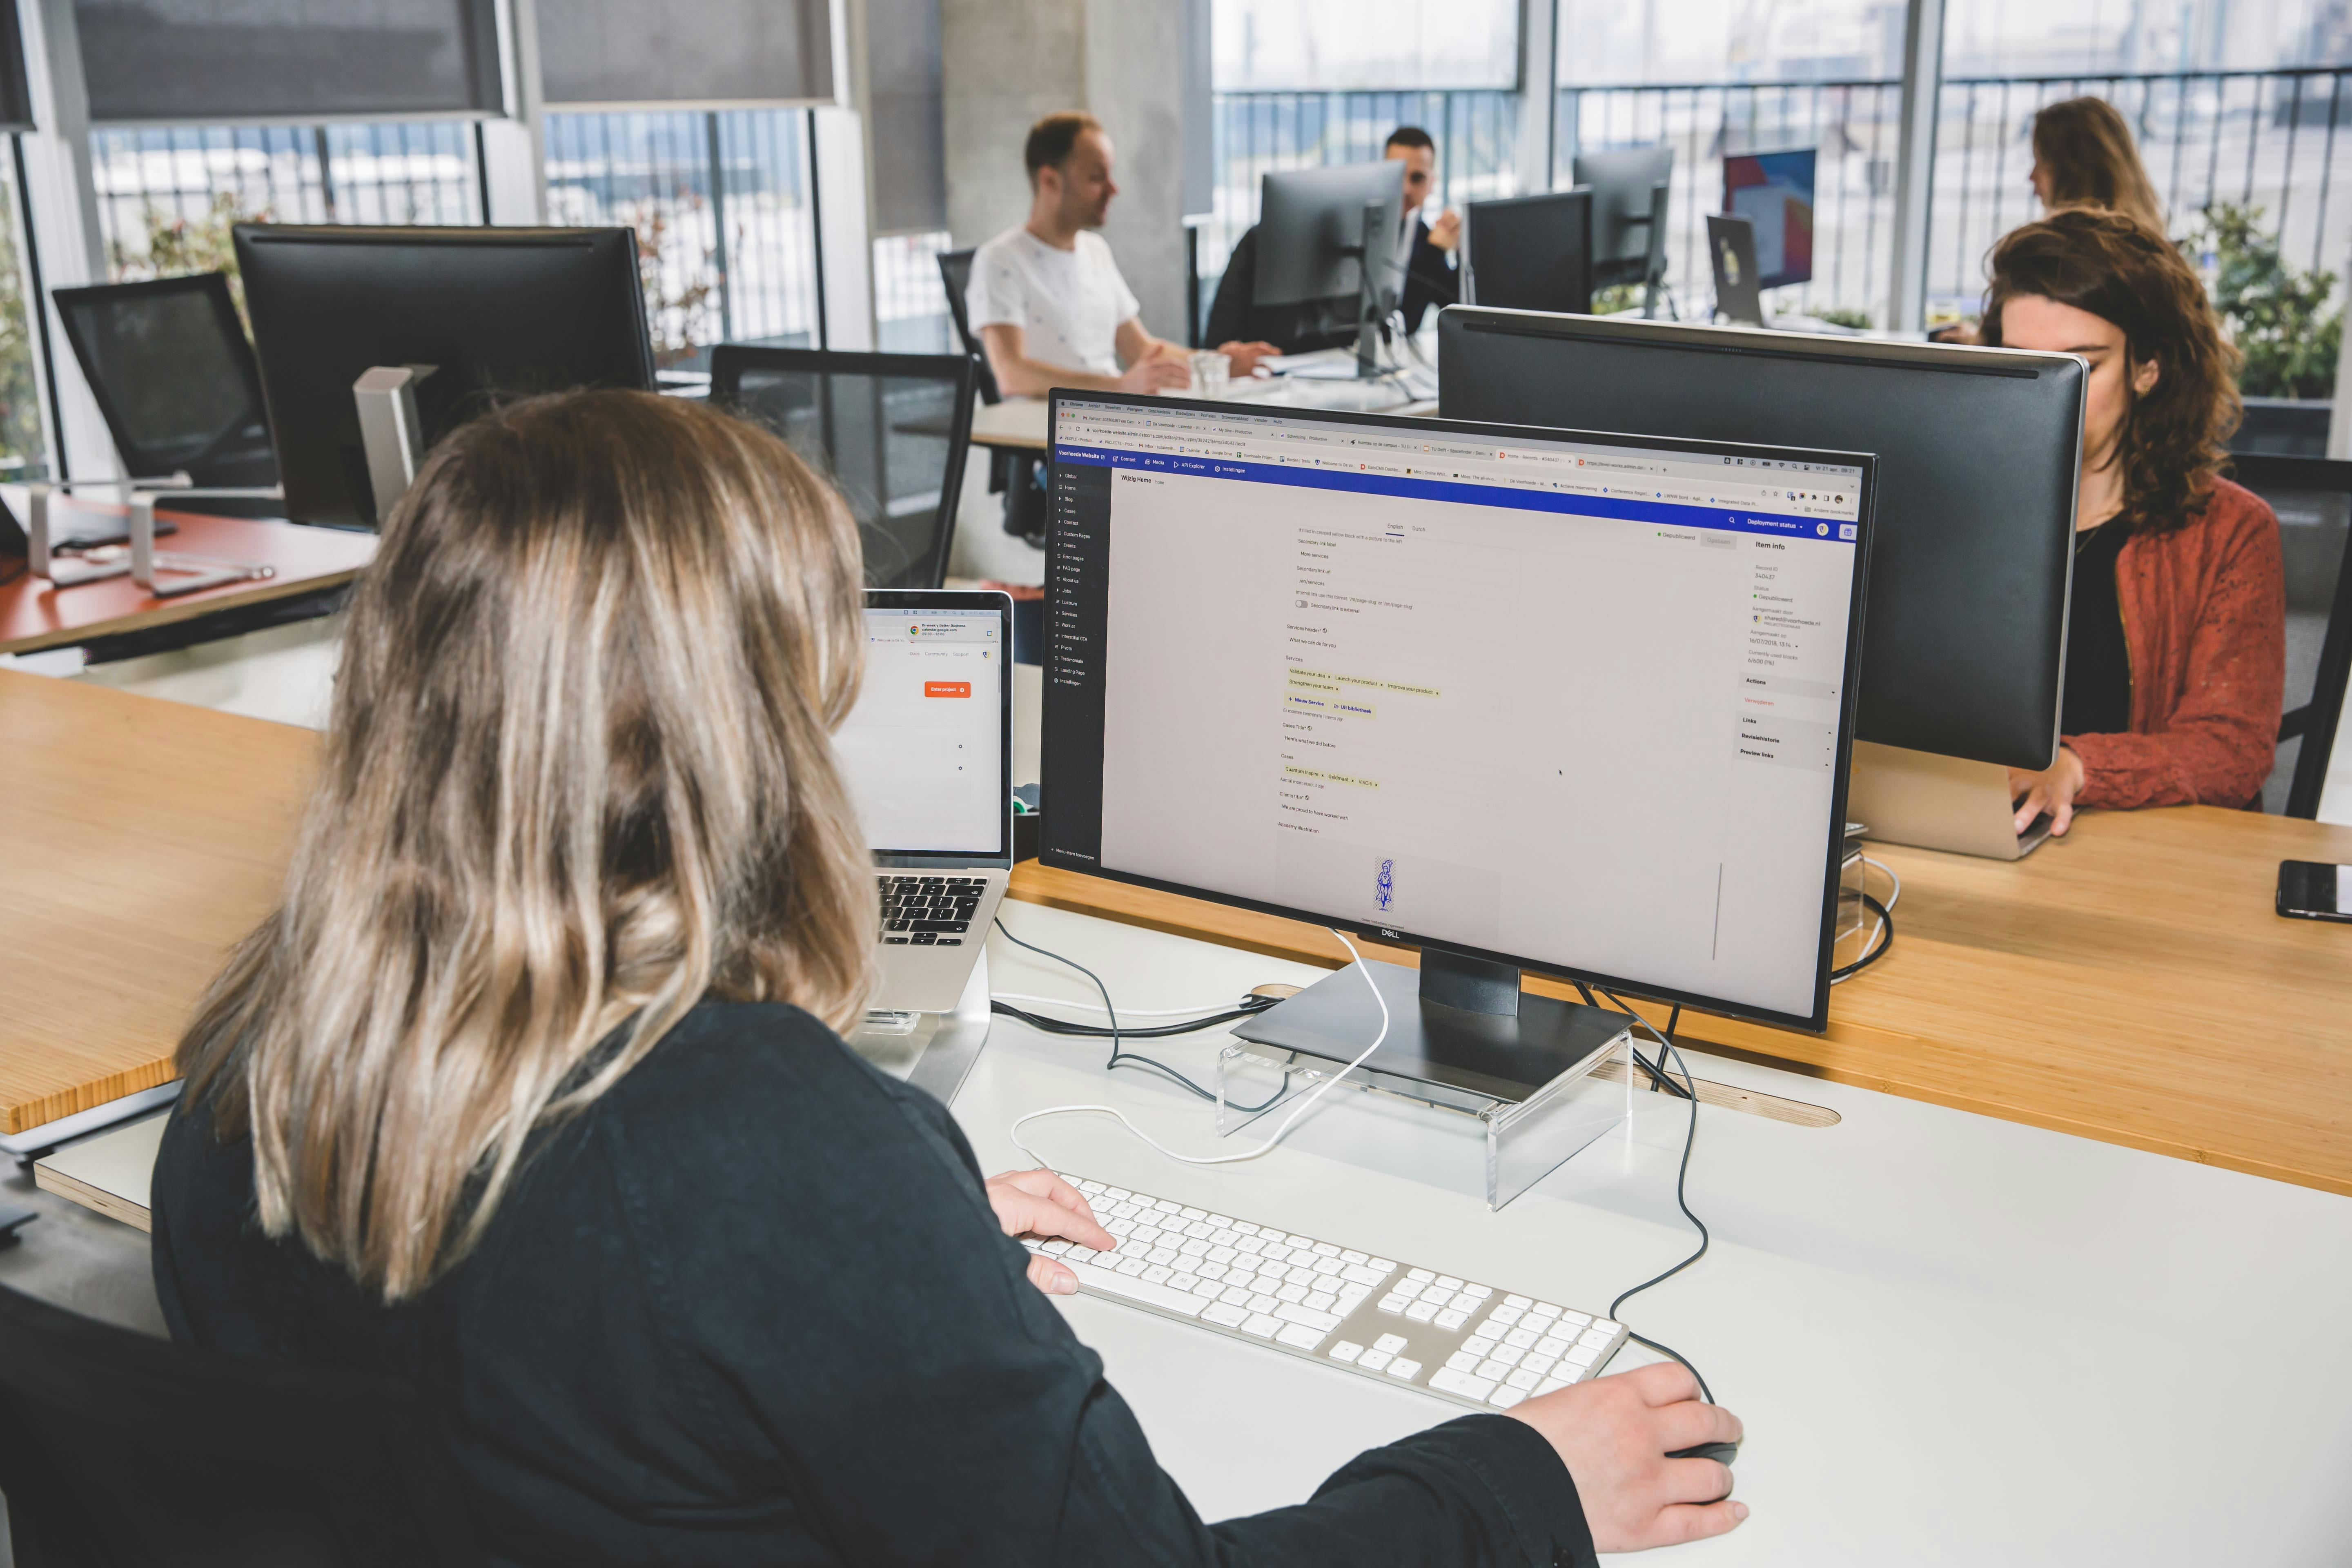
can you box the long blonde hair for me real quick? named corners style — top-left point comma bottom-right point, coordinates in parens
top-left (2033, 97), bottom-right (2165, 234)
top-left (178, 389), bottom-right (877, 1302)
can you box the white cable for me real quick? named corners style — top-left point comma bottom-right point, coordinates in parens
top-left (992, 992), bottom-right (1253, 1020)
top-left (1860, 854), bottom-right (1901, 911)
top-left (1009, 929), bottom-right (1391, 1172)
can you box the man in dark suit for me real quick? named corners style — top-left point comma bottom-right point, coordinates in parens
top-left (1203, 125), bottom-right (1462, 354)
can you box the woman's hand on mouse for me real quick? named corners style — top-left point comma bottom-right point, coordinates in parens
top-left (1506, 1361), bottom-right (1747, 1552)
top-left (984, 1168), bottom-right (1116, 1296)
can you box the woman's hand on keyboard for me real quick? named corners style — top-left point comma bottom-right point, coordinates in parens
top-left (1506, 1361), bottom-right (1746, 1552)
top-left (986, 1169), bottom-right (1118, 1296)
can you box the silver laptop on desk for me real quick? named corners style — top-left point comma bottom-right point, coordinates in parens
top-left (1849, 740), bottom-right (2054, 860)
top-left (835, 589), bottom-right (1015, 1012)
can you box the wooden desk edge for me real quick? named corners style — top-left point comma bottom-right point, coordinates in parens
top-left (1, 563), bottom-right (365, 657)
top-left (1003, 863), bottom-right (2352, 1201)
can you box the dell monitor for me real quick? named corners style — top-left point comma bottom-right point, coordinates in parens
top-left (1437, 309), bottom-right (2085, 773)
top-left (1255, 162), bottom-right (1407, 374)
top-left (234, 225), bottom-right (655, 526)
top-left (1462, 191), bottom-right (1595, 316)
top-left (1572, 146), bottom-right (1672, 290)
top-left (1723, 147), bottom-right (1815, 290)
top-left (1043, 391), bottom-right (1874, 1051)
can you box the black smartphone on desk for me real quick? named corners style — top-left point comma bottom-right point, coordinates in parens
top-left (2276, 860), bottom-right (2352, 923)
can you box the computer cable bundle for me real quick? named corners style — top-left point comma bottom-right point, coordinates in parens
top-left (995, 922), bottom-right (1724, 1398)
top-left (1829, 855), bottom-right (1900, 984)
top-left (1001, 921), bottom-right (1391, 1170)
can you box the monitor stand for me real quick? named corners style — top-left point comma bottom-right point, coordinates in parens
top-left (1230, 947), bottom-right (1633, 1105)
top-left (1848, 739), bottom-right (2054, 861)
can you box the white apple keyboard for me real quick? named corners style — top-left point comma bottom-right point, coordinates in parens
top-left (1021, 1172), bottom-right (1629, 1411)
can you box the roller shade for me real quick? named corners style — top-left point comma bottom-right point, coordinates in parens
top-left (866, 0), bottom-right (942, 234)
top-left (537, 0), bottom-right (836, 107)
top-left (75, 0), bottom-right (503, 124)
top-left (0, 2), bottom-right (27, 133)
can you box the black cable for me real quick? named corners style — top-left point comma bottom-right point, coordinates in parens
top-left (1598, 1001), bottom-right (1715, 1404)
top-left (991, 996), bottom-right (1276, 1040)
top-left (1829, 891), bottom-right (1894, 983)
top-left (989, 918), bottom-right (1292, 1113)
top-left (1595, 987), bottom-right (1691, 1100)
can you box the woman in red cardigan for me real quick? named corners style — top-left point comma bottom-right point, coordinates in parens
top-left (1981, 207), bottom-right (2285, 835)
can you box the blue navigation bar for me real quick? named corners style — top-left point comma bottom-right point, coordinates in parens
top-left (1055, 443), bottom-right (1860, 544)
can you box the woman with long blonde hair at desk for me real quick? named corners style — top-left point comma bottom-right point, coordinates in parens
top-left (149, 388), bottom-right (1744, 1566)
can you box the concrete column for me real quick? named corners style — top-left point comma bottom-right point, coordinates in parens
top-left (940, 0), bottom-right (1085, 249)
top-left (1085, 0), bottom-right (1188, 336)
top-left (938, 0), bottom-right (1194, 338)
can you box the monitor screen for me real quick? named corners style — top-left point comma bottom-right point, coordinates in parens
top-left (1042, 394), bottom-right (1874, 1030)
top-left (1723, 148), bottom-right (1815, 290)
top-left (835, 601), bottom-right (1007, 858)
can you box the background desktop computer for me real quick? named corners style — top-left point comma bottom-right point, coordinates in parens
top-left (1042, 390), bottom-right (1875, 1059)
top-left (235, 225), bottom-right (655, 527)
top-left (1253, 163), bottom-right (1408, 372)
top-left (1723, 147), bottom-right (1815, 291)
top-left (1462, 191), bottom-right (1595, 316)
top-left (1436, 309), bottom-right (2085, 860)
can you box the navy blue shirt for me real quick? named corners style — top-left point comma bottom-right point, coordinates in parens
top-left (153, 1000), bottom-right (1597, 1567)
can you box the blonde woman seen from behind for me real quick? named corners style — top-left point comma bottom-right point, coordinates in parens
top-left (151, 389), bottom-right (1741, 1566)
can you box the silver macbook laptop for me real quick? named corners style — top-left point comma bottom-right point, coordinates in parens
top-left (835, 589), bottom-right (1014, 1011)
top-left (1849, 740), bottom-right (2054, 861)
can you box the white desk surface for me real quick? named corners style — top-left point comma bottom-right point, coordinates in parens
top-left (969, 900), bottom-right (2352, 1565)
top-left (969, 343), bottom-right (1440, 450)
top-left (36, 893), bottom-right (2350, 1561)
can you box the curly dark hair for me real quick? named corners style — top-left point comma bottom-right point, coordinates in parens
top-left (1980, 206), bottom-right (2241, 535)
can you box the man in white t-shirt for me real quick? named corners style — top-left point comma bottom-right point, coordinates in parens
top-left (967, 112), bottom-right (1274, 399)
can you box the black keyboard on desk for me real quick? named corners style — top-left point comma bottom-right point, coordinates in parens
top-left (880, 875), bottom-right (986, 945)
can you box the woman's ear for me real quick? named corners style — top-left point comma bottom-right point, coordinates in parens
top-left (2131, 355), bottom-right (2161, 396)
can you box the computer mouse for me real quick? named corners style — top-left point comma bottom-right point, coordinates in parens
top-left (1668, 1440), bottom-right (1740, 1467)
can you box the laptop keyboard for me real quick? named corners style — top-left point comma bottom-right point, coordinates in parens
top-left (880, 875), bottom-right (988, 946)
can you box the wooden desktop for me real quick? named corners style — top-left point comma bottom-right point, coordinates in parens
top-left (5, 670), bottom-right (2348, 1201)
top-left (1, 495), bottom-right (374, 657)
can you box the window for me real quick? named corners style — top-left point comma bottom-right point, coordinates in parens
top-left (543, 108), bottom-right (822, 369)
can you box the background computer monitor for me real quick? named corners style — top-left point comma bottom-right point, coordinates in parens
top-left (52, 272), bottom-right (278, 513)
top-left (234, 225), bottom-right (654, 526)
top-left (1723, 147), bottom-right (1816, 290)
top-left (1438, 308), bottom-right (2086, 768)
top-left (1462, 191), bottom-right (1594, 315)
top-left (1571, 146), bottom-right (1672, 287)
top-left (1254, 162), bottom-right (1407, 309)
top-left (1043, 390), bottom-right (1874, 1037)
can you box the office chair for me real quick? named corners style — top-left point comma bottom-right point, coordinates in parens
top-left (935, 247), bottom-right (1049, 545)
top-left (936, 247), bottom-right (997, 405)
top-left (2227, 454), bottom-right (2352, 817)
top-left (0, 1280), bottom-right (482, 1568)
top-left (709, 345), bottom-right (977, 590)
top-left (51, 273), bottom-right (282, 519)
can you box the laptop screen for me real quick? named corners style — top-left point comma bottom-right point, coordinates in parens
top-left (836, 601), bottom-right (1007, 857)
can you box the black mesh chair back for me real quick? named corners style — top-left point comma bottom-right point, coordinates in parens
top-left (2228, 454), bottom-right (2352, 817)
top-left (0, 1280), bottom-right (481, 1568)
top-left (936, 247), bottom-right (1000, 404)
top-left (709, 345), bottom-right (976, 591)
top-left (52, 273), bottom-right (280, 514)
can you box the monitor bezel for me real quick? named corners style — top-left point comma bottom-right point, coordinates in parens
top-left (1042, 388), bottom-right (1879, 1035)
top-left (859, 587), bottom-right (1016, 869)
